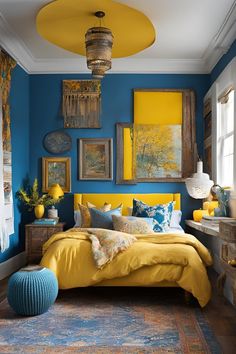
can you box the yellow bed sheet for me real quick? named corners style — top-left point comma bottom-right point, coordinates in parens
top-left (41, 229), bottom-right (212, 307)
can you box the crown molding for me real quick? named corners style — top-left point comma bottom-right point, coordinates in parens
top-left (27, 57), bottom-right (207, 74)
top-left (203, 0), bottom-right (236, 72)
top-left (0, 13), bottom-right (34, 73)
top-left (0, 3), bottom-right (235, 75)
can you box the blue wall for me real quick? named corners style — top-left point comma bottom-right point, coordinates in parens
top-left (29, 74), bottom-right (210, 228)
top-left (0, 65), bottom-right (30, 263)
top-left (211, 39), bottom-right (236, 83)
top-left (2, 39), bottom-right (235, 264)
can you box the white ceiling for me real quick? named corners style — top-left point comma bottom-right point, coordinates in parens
top-left (0, 0), bottom-right (235, 74)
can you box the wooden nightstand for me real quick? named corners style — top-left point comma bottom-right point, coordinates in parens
top-left (25, 222), bottom-right (65, 264)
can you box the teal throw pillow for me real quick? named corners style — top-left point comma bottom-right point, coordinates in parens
top-left (90, 204), bottom-right (123, 229)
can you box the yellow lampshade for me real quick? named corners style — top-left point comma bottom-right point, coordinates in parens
top-left (48, 184), bottom-right (64, 200)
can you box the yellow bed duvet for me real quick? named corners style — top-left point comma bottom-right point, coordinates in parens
top-left (40, 229), bottom-right (212, 307)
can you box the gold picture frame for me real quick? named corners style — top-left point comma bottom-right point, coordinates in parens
top-left (42, 157), bottom-right (71, 192)
top-left (78, 138), bottom-right (113, 180)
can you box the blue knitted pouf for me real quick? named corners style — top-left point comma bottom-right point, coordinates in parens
top-left (7, 266), bottom-right (58, 316)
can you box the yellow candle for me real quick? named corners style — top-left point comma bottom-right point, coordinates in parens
top-left (203, 201), bottom-right (218, 215)
top-left (193, 209), bottom-right (209, 222)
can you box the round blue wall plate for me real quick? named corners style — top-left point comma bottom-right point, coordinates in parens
top-left (43, 130), bottom-right (72, 154)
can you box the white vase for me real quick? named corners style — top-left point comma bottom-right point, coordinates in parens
top-left (48, 206), bottom-right (58, 219)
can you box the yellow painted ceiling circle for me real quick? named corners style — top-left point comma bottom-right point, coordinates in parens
top-left (36, 0), bottom-right (156, 58)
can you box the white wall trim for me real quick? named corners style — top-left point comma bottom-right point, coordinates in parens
top-left (0, 13), bottom-right (32, 73)
top-left (203, 0), bottom-right (236, 72)
top-left (27, 57), bottom-right (208, 75)
top-left (205, 57), bottom-right (236, 189)
top-left (0, 252), bottom-right (26, 280)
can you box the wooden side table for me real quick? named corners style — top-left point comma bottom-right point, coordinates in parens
top-left (25, 223), bottom-right (65, 264)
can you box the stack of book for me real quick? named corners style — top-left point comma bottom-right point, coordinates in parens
top-left (33, 218), bottom-right (58, 225)
top-left (201, 215), bottom-right (231, 227)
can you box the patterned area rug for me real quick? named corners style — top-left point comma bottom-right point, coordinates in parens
top-left (0, 287), bottom-right (221, 353)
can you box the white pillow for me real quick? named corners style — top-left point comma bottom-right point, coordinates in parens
top-left (74, 210), bottom-right (81, 227)
top-left (170, 210), bottom-right (182, 228)
top-left (127, 207), bottom-right (182, 227)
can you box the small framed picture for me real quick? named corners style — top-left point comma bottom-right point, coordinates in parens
top-left (78, 138), bottom-right (113, 180)
top-left (42, 157), bottom-right (71, 192)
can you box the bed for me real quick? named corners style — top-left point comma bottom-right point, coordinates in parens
top-left (40, 193), bottom-right (212, 307)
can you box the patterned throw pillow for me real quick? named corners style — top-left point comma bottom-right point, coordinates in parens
top-left (112, 215), bottom-right (155, 234)
top-left (132, 199), bottom-right (175, 232)
top-left (90, 204), bottom-right (123, 229)
top-left (79, 202), bottom-right (111, 228)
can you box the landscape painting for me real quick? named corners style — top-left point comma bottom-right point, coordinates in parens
top-left (48, 162), bottom-right (66, 188)
top-left (133, 124), bottom-right (182, 180)
top-left (42, 157), bottom-right (71, 192)
top-left (79, 138), bottom-right (113, 180)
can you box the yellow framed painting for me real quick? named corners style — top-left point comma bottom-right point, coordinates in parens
top-left (42, 157), bottom-right (71, 192)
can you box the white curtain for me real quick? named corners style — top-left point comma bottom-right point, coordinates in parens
top-left (0, 91), bottom-right (9, 251)
top-left (0, 50), bottom-right (16, 252)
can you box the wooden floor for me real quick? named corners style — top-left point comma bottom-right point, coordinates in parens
top-left (1, 270), bottom-right (236, 353)
top-left (205, 271), bottom-right (236, 353)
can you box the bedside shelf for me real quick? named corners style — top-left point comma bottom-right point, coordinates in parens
top-left (185, 220), bottom-right (219, 237)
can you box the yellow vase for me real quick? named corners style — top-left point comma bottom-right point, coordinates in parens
top-left (34, 205), bottom-right (45, 219)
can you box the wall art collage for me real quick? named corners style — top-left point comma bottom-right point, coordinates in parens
top-left (42, 80), bottom-right (197, 193)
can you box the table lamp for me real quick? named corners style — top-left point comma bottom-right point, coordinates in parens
top-left (47, 184), bottom-right (64, 219)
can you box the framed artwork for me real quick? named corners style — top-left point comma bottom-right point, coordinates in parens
top-left (42, 157), bottom-right (71, 192)
top-left (116, 123), bottom-right (136, 184)
top-left (116, 89), bottom-right (197, 184)
top-left (133, 124), bottom-right (182, 180)
top-left (62, 80), bottom-right (101, 128)
top-left (78, 138), bottom-right (113, 180)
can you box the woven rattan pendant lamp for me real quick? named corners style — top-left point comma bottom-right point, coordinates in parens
top-left (36, 0), bottom-right (155, 79)
top-left (85, 11), bottom-right (113, 79)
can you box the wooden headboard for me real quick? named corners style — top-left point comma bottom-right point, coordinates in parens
top-left (74, 193), bottom-right (181, 216)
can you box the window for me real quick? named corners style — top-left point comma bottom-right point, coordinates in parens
top-left (217, 89), bottom-right (234, 188)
